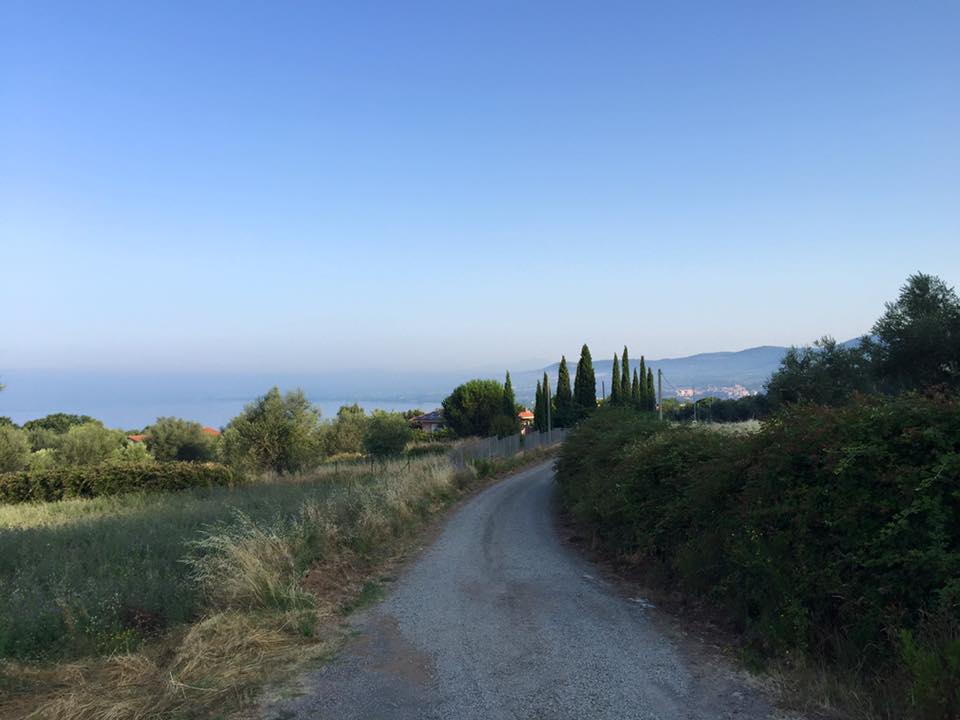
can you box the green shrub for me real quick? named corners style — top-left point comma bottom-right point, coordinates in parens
top-left (57, 422), bottom-right (126, 466)
top-left (0, 462), bottom-right (236, 505)
top-left (363, 412), bottom-right (411, 459)
top-left (0, 426), bottom-right (30, 472)
top-left (145, 417), bottom-right (216, 462)
top-left (556, 394), bottom-right (960, 717)
top-left (221, 388), bottom-right (322, 473)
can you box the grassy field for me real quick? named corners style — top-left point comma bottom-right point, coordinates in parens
top-left (0, 448), bottom-right (557, 719)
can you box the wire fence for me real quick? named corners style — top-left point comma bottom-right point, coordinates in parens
top-left (448, 427), bottom-right (568, 469)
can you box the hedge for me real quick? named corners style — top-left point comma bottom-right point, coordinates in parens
top-left (556, 396), bottom-right (960, 719)
top-left (0, 462), bottom-right (238, 504)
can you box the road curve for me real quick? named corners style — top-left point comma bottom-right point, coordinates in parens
top-left (263, 462), bottom-right (779, 720)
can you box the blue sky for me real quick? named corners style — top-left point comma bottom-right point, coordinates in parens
top-left (2, 0), bottom-right (958, 374)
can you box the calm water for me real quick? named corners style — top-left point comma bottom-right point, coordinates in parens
top-left (0, 370), bottom-right (449, 429)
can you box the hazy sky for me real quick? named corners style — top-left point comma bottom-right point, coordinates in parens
top-left (2, 1), bottom-right (958, 374)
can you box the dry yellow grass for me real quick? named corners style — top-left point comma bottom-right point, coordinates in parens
top-left (0, 456), bottom-right (472, 720)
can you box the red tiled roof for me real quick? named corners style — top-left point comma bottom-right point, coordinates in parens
top-left (201, 427), bottom-right (221, 436)
top-left (128, 434), bottom-right (147, 443)
top-left (517, 410), bottom-right (535, 420)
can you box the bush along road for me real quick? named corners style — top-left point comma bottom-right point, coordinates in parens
top-left (261, 462), bottom-right (786, 720)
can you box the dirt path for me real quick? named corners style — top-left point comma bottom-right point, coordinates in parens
top-left (261, 462), bottom-right (788, 720)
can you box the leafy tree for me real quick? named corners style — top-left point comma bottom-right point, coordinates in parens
top-left (0, 417), bottom-right (17, 428)
top-left (221, 387), bottom-right (322, 473)
top-left (442, 379), bottom-right (505, 437)
top-left (0, 425), bottom-right (30, 472)
top-left (320, 404), bottom-right (368, 456)
top-left (621, 346), bottom-right (631, 406)
top-left (108, 442), bottom-right (156, 464)
top-left (573, 344), bottom-right (596, 417)
top-left (363, 411), bottom-right (412, 459)
top-left (58, 422), bottom-right (126, 466)
top-left (554, 357), bottom-right (574, 427)
top-left (499, 372), bottom-right (520, 436)
top-left (610, 353), bottom-right (621, 404)
top-left (402, 408), bottom-right (425, 420)
top-left (631, 368), bottom-right (640, 407)
top-left (23, 413), bottom-right (95, 435)
top-left (638, 356), bottom-right (647, 408)
top-left (646, 368), bottom-right (656, 410)
top-left (867, 272), bottom-right (960, 392)
top-left (145, 417), bottom-right (216, 462)
top-left (767, 337), bottom-right (873, 407)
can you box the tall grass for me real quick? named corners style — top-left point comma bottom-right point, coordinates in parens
top-left (0, 456), bottom-right (481, 719)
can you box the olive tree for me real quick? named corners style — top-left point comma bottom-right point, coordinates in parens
top-left (220, 387), bottom-right (322, 473)
top-left (0, 425), bottom-right (30, 472)
top-left (57, 422), bottom-right (126, 466)
top-left (363, 411), bottom-right (412, 459)
top-left (145, 417), bottom-right (216, 462)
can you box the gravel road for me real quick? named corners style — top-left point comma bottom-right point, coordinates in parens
top-left (262, 461), bottom-right (784, 720)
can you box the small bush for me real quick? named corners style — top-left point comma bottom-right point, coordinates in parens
top-left (57, 423), bottom-right (126, 466)
top-left (363, 412), bottom-right (411, 459)
top-left (0, 426), bottom-right (30, 472)
top-left (145, 417), bottom-right (216, 462)
top-left (0, 462), bottom-right (236, 505)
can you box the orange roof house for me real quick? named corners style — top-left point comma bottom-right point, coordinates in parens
top-left (201, 427), bottom-right (222, 437)
top-left (517, 409), bottom-right (535, 427)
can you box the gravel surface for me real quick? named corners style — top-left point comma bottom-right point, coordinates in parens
top-left (262, 462), bottom-right (783, 720)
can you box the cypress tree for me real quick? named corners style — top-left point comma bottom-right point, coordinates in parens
top-left (646, 368), bottom-right (656, 410)
top-left (542, 372), bottom-right (553, 430)
top-left (610, 353), bottom-right (621, 404)
top-left (555, 356), bottom-right (573, 428)
top-left (621, 346), bottom-right (630, 406)
top-left (573, 344), bottom-right (596, 417)
top-left (638, 356), bottom-right (647, 410)
top-left (631, 368), bottom-right (640, 407)
top-left (502, 371), bottom-right (519, 433)
top-left (534, 380), bottom-right (544, 432)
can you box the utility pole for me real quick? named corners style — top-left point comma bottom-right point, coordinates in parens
top-left (601, 379), bottom-right (606, 402)
top-left (693, 385), bottom-right (697, 423)
top-left (658, 368), bottom-right (663, 422)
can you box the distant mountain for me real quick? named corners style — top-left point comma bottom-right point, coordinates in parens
top-left (511, 338), bottom-right (863, 403)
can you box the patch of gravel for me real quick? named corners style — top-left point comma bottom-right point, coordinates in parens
top-left (261, 462), bottom-right (793, 720)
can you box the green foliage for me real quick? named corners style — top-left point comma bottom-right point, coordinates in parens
top-left (0, 417), bottom-right (17, 428)
top-left (646, 368), bottom-right (655, 410)
top-left (631, 368), bottom-right (640, 407)
top-left (0, 462), bottom-right (235, 505)
top-left (557, 393), bottom-right (960, 718)
top-left (573, 343), bottom-right (596, 418)
top-left (637, 356), bottom-right (647, 408)
top-left (620, 346), bottom-right (630, 405)
top-left (0, 426), bottom-right (30, 472)
top-left (442, 379), bottom-right (505, 438)
top-left (57, 422), bottom-right (126, 466)
top-left (220, 387), bottom-right (322, 473)
top-left (23, 413), bottom-right (95, 435)
top-left (554, 357), bottom-right (574, 428)
top-left (109, 442), bottom-right (156, 465)
top-left (362, 412), bottom-right (412, 459)
top-left (766, 336), bottom-right (873, 406)
top-left (27, 449), bottom-right (58, 472)
top-left (145, 417), bottom-right (216, 462)
top-left (869, 272), bottom-right (960, 393)
top-left (499, 372), bottom-right (520, 436)
top-left (610, 353), bottom-right (621, 404)
top-left (320, 404), bottom-right (369, 456)
top-left (26, 426), bottom-right (63, 452)
top-left (534, 380), bottom-right (544, 432)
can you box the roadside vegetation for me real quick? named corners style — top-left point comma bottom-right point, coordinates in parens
top-left (0, 364), bottom-right (562, 719)
top-left (557, 273), bottom-right (960, 720)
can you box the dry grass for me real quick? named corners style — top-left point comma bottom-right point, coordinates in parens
top-left (0, 455), bottom-right (500, 720)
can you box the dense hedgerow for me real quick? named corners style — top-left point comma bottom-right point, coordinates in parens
top-left (556, 396), bottom-right (960, 719)
top-left (0, 461), bottom-right (236, 504)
